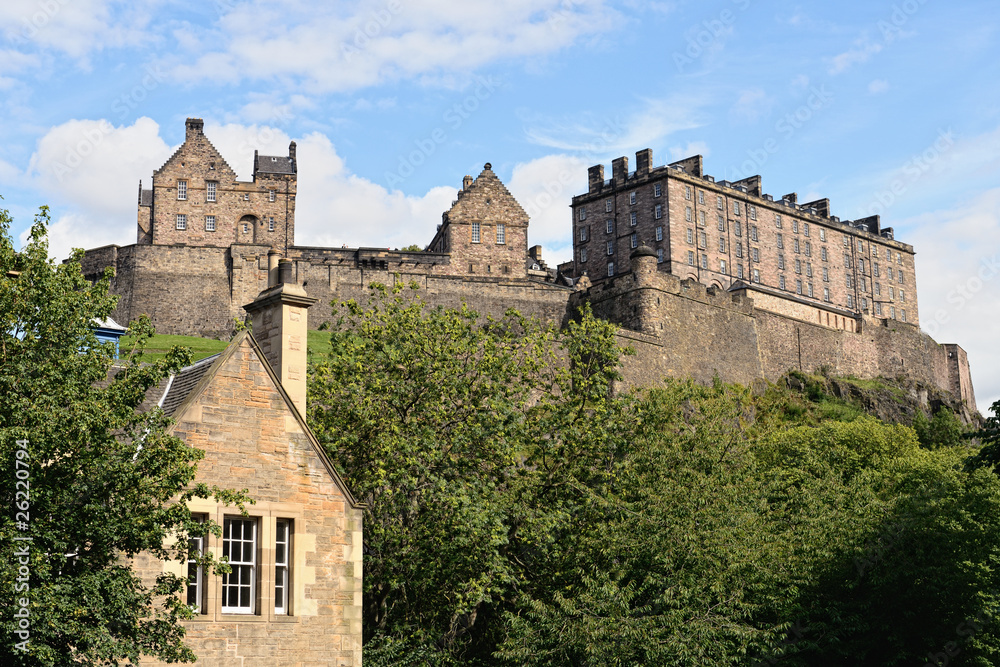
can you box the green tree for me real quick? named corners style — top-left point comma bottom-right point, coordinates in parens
top-left (0, 207), bottom-right (246, 665)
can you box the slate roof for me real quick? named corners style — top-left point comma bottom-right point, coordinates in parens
top-left (256, 155), bottom-right (296, 175)
top-left (93, 317), bottom-right (127, 332)
top-left (141, 354), bottom-right (221, 416)
top-left (139, 189), bottom-right (153, 207)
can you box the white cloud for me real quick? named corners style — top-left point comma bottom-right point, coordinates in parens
top-left (169, 0), bottom-right (620, 93)
top-left (729, 88), bottom-right (774, 124)
top-left (868, 79), bottom-right (889, 94)
top-left (907, 188), bottom-right (1000, 414)
top-left (668, 141), bottom-right (710, 162)
top-left (828, 38), bottom-right (883, 75)
top-left (507, 154), bottom-right (589, 266)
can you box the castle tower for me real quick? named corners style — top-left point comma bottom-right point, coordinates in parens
top-left (425, 163), bottom-right (529, 279)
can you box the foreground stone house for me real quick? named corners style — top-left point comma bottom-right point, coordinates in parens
top-left (135, 264), bottom-right (363, 666)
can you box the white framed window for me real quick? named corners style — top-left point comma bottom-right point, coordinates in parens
top-left (269, 189), bottom-right (276, 202)
top-left (775, 214), bottom-right (783, 228)
top-left (807, 263), bottom-right (812, 277)
top-left (736, 243), bottom-right (743, 259)
top-left (579, 226), bottom-right (589, 242)
top-left (698, 210), bottom-right (706, 226)
top-left (899, 271), bottom-right (905, 285)
top-left (888, 267), bottom-right (894, 281)
top-left (805, 241), bottom-right (811, 257)
top-left (187, 516), bottom-right (206, 613)
top-left (607, 262), bottom-right (615, 277)
top-left (896, 252), bottom-right (902, 265)
top-left (606, 219), bottom-right (614, 234)
top-left (807, 283), bottom-right (814, 298)
top-left (778, 254), bottom-right (785, 270)
top-left (777, 233), bottom-right (784, 249)
top-left (848, 294), bottom-right (855, 309)
top-left (752, 247), bottom-right (760, 262)
top-left (901, 309), bottom-right (906, 322)
top-left (222, 517), bottom-right (257, 614)
top-left (176, 214), bottom-right (187, 230)
top-left (630, 212), bottom-right (637, 227)
top-left (821, 247), bottom-right (828, 261)
top-left (268, 217), bottom-right (275, 232)
top-left (734, 219), bottom-right (741, 237)
top-left (275, 519), bottom-right (291, 615)
top-left (579, 208), bottom-right (587, 221)
top-left (795, 259), bottom-right (801, 274)
top-left (716, 195), bottom-right (724, 210)
top-left (700, 254), bottom-right (708, 269)
top-left (779, 275), bottom-right (786, 290)
top-left (875, 283), bottom-right (881, 296)
top-left (607, 241), bottom-right (614, 256)
top-left (718, 237), bottom-right (726, 253)
top-left (580, 248), bottom-right (588, 263)
top-left (823, 287), bottom-right (830, 302)
top-left (655, 226), bottom-right (663, 242)
top-left (875, 302), bottom-right (883, 316)
top-left (753, 269), bottom-right (760, 283)
top-left (737, 264), bottom-right (744, 279)
top-left (900, 289), bottom-right (905, 303)
top-left (630, 233), bottom-right (637, 249)
top-left (242, 223), bottom-right (249, 233)
top-left (858, 239), bottom-right (864, 252)
top-left (889, 286), bottom-right (895, 300)
top-left (471, 222), bottom-right (481, 243)
top-left (844, 237), bottom-right (850, 248)
top-left (874, 262), bottom-right (880, 277)
top-left (657, 248), bottom-right (664, 263)
top-left (206, 181), bottom-right (217, 203)
top-left (717, 214), bottom-right (725, 232)
top-left (654, 183), bottom-right (662, 197)
top-left (688, 250), bottom-right (695, 266)
top-left (733, 201), bottom-right (742, 216)
top-left (872, 246), bottom-right (879, 258)
top-left (605, 198), bottom-right (613, 213)
top-left (698, 190), bottom-right (705, 205)
top-left (803, 223), bottom-right (810, 237)
top-left (244, 193), bottom-right (250, 201)
top-left (684, 185), bottom-right (692, 200)
top-left (720, 259), bottom-right (728, 274)
top-left (793, 238), bottom-right (800, 254)
top-left (205, 216), bottom-right (216, 232)
top-left (819, 228), bottom-right (826, 241)
top-left (698, 231), bottom-right (706, 249)
top-left (749, 205), bottom-right (757, 220)
top-left (496, 223), bottom-right (506, 244)
top-left (655, 204), bottom-right (663, 219)
top-left (685, 207), bottom-right (693, 222)
top-left (687, 228), bottom-right (694, 245)
top-left (862, 297), bottom-right (868, 311)
top-left (177, 180), bottom-right (187, 200)
top-left (792, 220), bottom-right (799, 233)
top-left (629, 191), bottom-right (637, 205)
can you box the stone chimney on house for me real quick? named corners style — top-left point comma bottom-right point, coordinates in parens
top-left (243, 258), bottom-right (316, 415)
top-left (185, 118), bottom-right (204, 140)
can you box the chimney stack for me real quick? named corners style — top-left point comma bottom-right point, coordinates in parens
top-left (185, 118), bottom-right (204, 140)
top-left (243, 259), bottom-right (316, 416)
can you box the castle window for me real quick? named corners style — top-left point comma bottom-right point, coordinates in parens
top-left (857, 239), bottom-right (863, 252)
top-left (720, 259), bottom-right (728, 275)
top-left (803, 223), bottom-right (810, 237)
top-left (899, 271), bottom-right (904, 284)
top-left (269, 217), bottom-right (275, 232)
top-left (775, 214), bottom-right (782, 228)
top-left (176, 214), bottom-right (187, 230)
top-left (716, 195), bottom-right (724, 210)
top-left (274, 519), bottom-right (291, 615)
top-left (862, 277), bottom-right (868, 292)
top-left (777, 233), bottom-right (784, 249)
top-left (718, 237), bottom-right (726, 253)
top-left (807, 283), bottom-right (814, 298)
top-left (807, 263), bottom-right (812, 277)
top-left (805, 241), bottom-right (811, 257)
top-left (698, 190), bottom-right (705, 205)
top-left (607, 262), bottom-right (615, 277)
top-left (717, 215), bottom-right (725, 232)
top-left (630, 212), bottom-right (637, 227)
top-left (750, 225), bottom-right (758, 242)
top-left (823, 287), bottom-right (830, 302)
top-left (205, 216), bottom-right (216, 232)
top-left (844, 237), bottom-right (850, 248)
top-left (848, 295), bottom-right (855, 309)
top-left (875, 283), bottom-right (881, 296)
top-left (655, 204), bottom-right (663, 219)
top-left (846, 274), bottom-right (853, 289)
top-left (654, 183), bottom-right (662, 197)
top-left (700, 254), bottom-right (708, 270)
top-left (580, 248), bottom-right (588, 263)
top-left (222, 517), bottom-right (257, 614)
top-left (733, 201), bottom-right (742, 216)
top-left (685, 207), bottom-right (692, 222)
top-left (737, 264), bottom-right (744, 279)
top-left (657, 248), bottom-right (664, 263)
top-left (630, 233), bottom-right (638, 249)
top-left (752, 247), bottom-right (760, 262)
top-left (687, 228), bottom-right (694, 245)
top-left (734, 219), bottom-right (741, 237)
top-left (655, 226), bottom-right (663, 242)
top-left (900, 289), bottom-right (905, 302)
top-left (780, 275), bottom-right (786, 290)
top-left (269, 189), bottom-right (276, 202)
top-left (242, 223), bottom-right (249, 233)
top-left (896, 252), bottom-right (902, 265)
top-left (629, 191), bottom-right (637, 205)
top-left (698, 210), bottom-right (706, 226)
top-left (749, 205), bottom-right (757, 220)
top-left (889, 286), bottom-right (895, 300)
top-left (688, 251), bottom-right (695, 266)
top-left (875, 302), bottom-right (883, 316)
top-left (795, 259), bottom-right (801, 274)
top-left (736, 243), bottom-right (743, 259)
top-left (606, 219), bottom-right (614, 234)
top-left (177, 180), bottom-right (187, 200)
top-left (821, 247), bottom-right (828, 262)
top-left (607, 241), bottom-right (614, 256)
top-left (698, 231), bottom-right (706, 249)
top-left (844, 254), bottom-right (852, 268)
top-left (794, 279), bottom-right (800, 295)
top-left (901, 309), bottom-right (906, 322)
top-left (605, 198), bottom-right (613, 213)
top-left (862, 297), bottom-right (868, 311)
top-left (471, 222), bottom-right (481, 243)
top-left (872, 246), bottom-right (879, 258)
top-left (794, 238), bottom-right (800, 254)
top-left (579, 208), bottom-right (587, 221)
top-left (206, 181), bottom-right (217, 202)
top-left (873, 262), bottom-right (880, 277)
top-left (778, 254), bottom-right (785, 270)
top-left (819, 228), bottom-right (826, 241)
top-left (579, 226), bottom-right (589, 243)
top-left (187, 515), bottom-right (206, 613)
top-left (496, 224), bottom-right (506, 244)
top-left (684, 185), bottom-right (692, 200)
top-left (792, 220), bottom-right (798, 233)
top-left (887, 267), bottom-right (894, 280)
top-left (753, 268), bottom-right (760, 283)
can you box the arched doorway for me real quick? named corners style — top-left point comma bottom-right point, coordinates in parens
top-left (238, 215), bottom-right (259, 243)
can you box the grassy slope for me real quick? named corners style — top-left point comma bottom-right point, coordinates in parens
top-left (119, 330), bottom-right (333, 363)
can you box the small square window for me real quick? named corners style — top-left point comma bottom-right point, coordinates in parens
top-left (242, 223), bottom-right (249, 233)
top-left (244, 193), bottom-right (250, 201)
top-left (176, 214), bottom-right (187, 230)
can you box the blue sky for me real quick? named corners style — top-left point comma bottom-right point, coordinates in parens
top-left (1, 0), bottom-right (998, 411)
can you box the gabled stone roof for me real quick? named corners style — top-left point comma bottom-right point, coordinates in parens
top-left (443, 162), bottom-right (528, 225)
top-left (157, 354), bottom-right (219, 416)
top-left (255, 154), bottom-right (296, 175)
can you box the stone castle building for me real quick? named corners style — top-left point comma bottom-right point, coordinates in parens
top-left (80, 119), bottom-right (976, 410)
